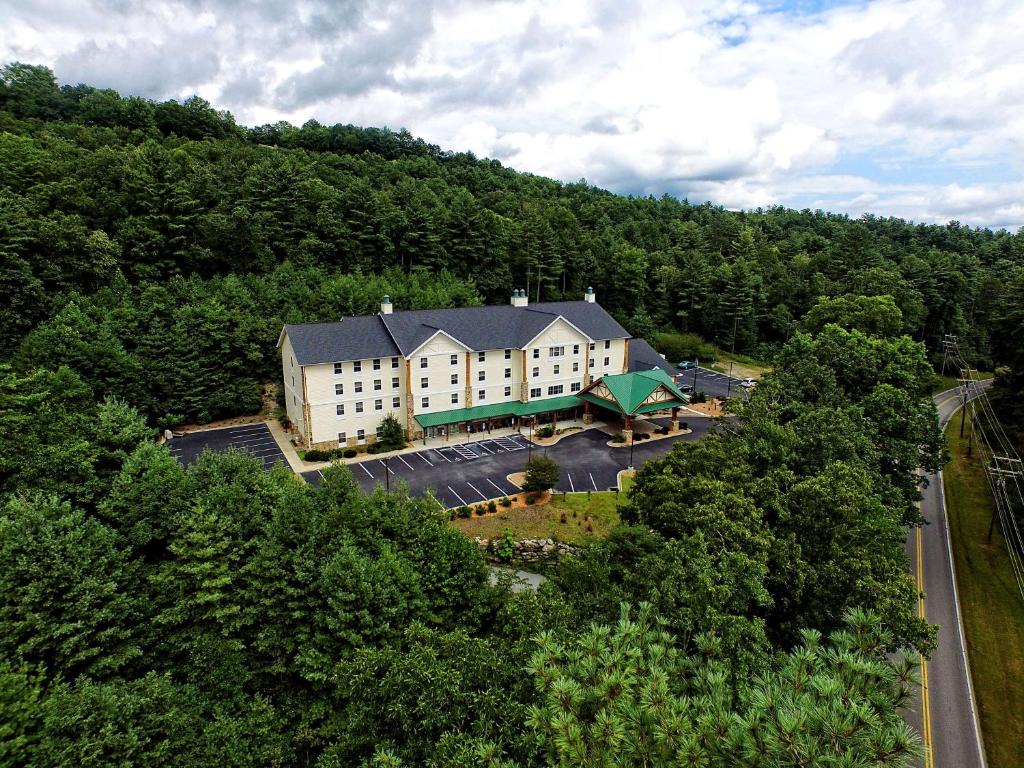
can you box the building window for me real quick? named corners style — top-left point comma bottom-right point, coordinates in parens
top-left (589, 343), bottom-right (595, 351)
top-left (420, 357), bottom-right (428, 369)
top-left (293, 395), bottom-right (297, 405)
top-left (451, 373), bottom-right (459, 385)
top-left (392, 396), bottom-right (400, 408)
top-left (549, 346), bottom-right (564, 357)
top-left (604, 357), bottom-right (610, 367)
top-left (553, 364), bottom-right (560, 375)
top-left (338, 432), bottom-right (347, 444)
top-left (589, 358), bottom-right (595, 368)
top-left (533, 348), bottom-right (540, 359)
top-left (421, 377), bottom-right (429, 389)
top-left (478, 351), bottom-right (486, 362)
top-left (373, 379), bottom-right (381, 391)
top-left (422, 396), bottom-right (430, 409)
top-left (336, 404), bottom-right (345, 416)
top-left (392, 357), bottom-right (399, 368)
top-left (373, 358), bottom-right (381, 370)
top-left (503, 367), bottom-right (510, 379)
top-left (357, 429), bottom-right (365, 444)
top-left (530, 387), bottom-right (541, 398)
top-left (354, 361), bottom-right (362, 372)
top-left (573, 361), bottom-right (579, 372)
top-left (291, 375), bottom-right (295, 386)
top-left (504, 349), bottom-right (511, 359)
top-left (375, 425), bottom-right (384, 440)
top-left (392, 376), bottom-right (399, 389)
top-left (373, 399), bottom-right (382, 411)
top-left (571, 382), bottom-right (581, 392)
top-left (290, 356), bottom-right (294, 367)
top-left (532, 367), bottom-right (539, 378)
top-left (450, 354), bottom-right (458, 365)
top-left (355, 401), bottom-right (364, 413)
top-left (335, 383), bottom-right (344, 396)
top-left (504, 386), bottom-right (512, 397)
top-left (478, 389), bottom-right (486, 401)
top-left (548, 384), bottom-right (564, 395)
top-left (478, 370), bottom-right (485, 381)
top-left (451, 393), bottom-right (458, 404)
top-left (605, 340), bottom-right (611, 350)
top-left (334, 362), bottom-right (343, 375)
top-left (354, 381), bottom-right (363, 393)
top-left (573, 344), bottom-right (580, 355)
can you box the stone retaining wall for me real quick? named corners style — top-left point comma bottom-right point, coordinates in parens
top-left (474, 537), bottom-right (583, 564)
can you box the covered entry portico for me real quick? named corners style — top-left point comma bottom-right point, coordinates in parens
top-left (414, 395), bottom-right (584, 444)
top-left (577, 369), bottom-right (691, 440)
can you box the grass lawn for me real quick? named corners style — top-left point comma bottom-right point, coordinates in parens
top-left (708, 349), bottom-right (773, 380)
top-left (943, 420), bottom-right (1024, 768)
top-left (451, 486), bottom-right (629, 545)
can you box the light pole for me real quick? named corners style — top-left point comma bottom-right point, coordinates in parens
top-left (384, 455), bottom-right (390, 491)
top-left (527, 418), bottom-right (534, 462)
top-left (628, 427), bottom-right (635, 470)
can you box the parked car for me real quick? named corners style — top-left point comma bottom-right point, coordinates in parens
top-left (677, 360), bottom-right (696, 370)
top-left (740, 377), bottom-right (756, 388)
top-left (681, 384), bottom-right (694, 393)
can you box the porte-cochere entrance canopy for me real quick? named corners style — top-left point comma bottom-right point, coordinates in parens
top-left (577, 368), bottom-right (690, 416)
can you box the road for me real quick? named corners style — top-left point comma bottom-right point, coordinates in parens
top-left (907, 385), bottom-right (988, 768)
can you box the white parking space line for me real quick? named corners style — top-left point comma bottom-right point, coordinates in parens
top-left (318, 470), bottom-right (325, 482)
top-left (397, 454), bottom-right (415, 470)
top-left (589, 472), bottom-right (598, 490)
top-left (378, 460), bottom-right (396, 475)
top-left (417, 452), bottom-right (433, 466)
top-left (476, 441), bottom-right (494, 454)
top-left (567, 473), bottom-right (576, 492)
top-left (447, 485), bottom-right (467, 506)
top-left (242, 447), bottom-right (286, 458)
top-left (228, 425), bottom-right (268, 435)
top-left (486, 478), bottom-right (507, 496)
top-left (466, 481), bottom-right (487, 501)
top-left (433, 449), bottom-right (451, 463)
top-left (226, 436), bottom-right (278, 448)
top-left (357, 462), bottom-right (374, 478)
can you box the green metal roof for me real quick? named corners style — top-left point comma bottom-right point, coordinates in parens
top-left (414, 395), bottom-right (583, 429)
top-left (580, 369), bottom-right (689, 415)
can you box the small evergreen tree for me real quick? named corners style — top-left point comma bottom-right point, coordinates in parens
top-left (522, 456), bottom-right (560, 493)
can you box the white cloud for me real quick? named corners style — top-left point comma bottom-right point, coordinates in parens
top-left (3, 0), bottom-right (1024, 228)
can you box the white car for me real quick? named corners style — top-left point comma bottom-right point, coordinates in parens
top-left (740, 378), bottom-right (756, 388)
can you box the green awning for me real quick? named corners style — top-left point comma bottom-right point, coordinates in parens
top-left (414, 395), bottom-right (584, 429)
top-left (515, 394), bottom-right (582, 417)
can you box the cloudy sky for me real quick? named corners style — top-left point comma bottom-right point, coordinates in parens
top-left (4, 0), bottom-right (1024, 230)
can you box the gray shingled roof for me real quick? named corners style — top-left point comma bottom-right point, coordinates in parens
top-left (283, 317), bottom-right (399, 365)
top-left (282, 300), bottom-right (630, 365)
top-left (628, 338), bottom-right (675, 375)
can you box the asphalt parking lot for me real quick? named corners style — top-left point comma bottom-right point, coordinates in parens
top-left (675, 366), bottom-right (750, 400)
top-left (303, 419), bottom-right (717, 509)
top-left (166, 423), bottom-right (290, 470)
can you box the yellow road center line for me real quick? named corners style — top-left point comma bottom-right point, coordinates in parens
top-left (916, 525), bottom-right (935, 768)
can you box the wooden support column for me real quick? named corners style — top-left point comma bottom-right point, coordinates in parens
top-left (623, 414), bottom-right (633, 442)
top-left (670, 406), bottom-right (679, 432)
top-left (520, 349), bottom-right (529, 401)
top-left (583, 400), bottom-right (593, 425)
top-left (465, 352), bottom-right (473, 407)
top-left (404, 359), bottom-right (416, 438)
top-left (622, 338), bottom-right (630, 374)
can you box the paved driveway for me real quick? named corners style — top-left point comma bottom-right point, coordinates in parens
top-left (303, 419), bottom-right (717, 509)
top-left (166, 423), bottom-right (289, 470)
top-left (676, 366), bottom-right (750, 400)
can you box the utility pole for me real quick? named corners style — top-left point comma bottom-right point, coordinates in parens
top-left (628, 426), bottom-right (635, 470)
top-left (959, 367), bottom-right (975, 439)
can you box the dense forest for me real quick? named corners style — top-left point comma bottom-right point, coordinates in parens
top-left (2, 62), bottom-right (1022, 766)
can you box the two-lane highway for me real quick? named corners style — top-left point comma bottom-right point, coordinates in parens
top-left (907, 385), bottom-right (989, 768)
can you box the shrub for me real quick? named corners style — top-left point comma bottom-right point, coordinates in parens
top-left (487, 500), bottom-right (497, 513)
top-left (457, 505), bottom-right (472, 518)
top-left (523, 455), bottom-right (561, 493)
top-left (499, 497), bottom-right (512, 507)
top-left (559, 512), bottom-right (567, 524)
top-left (611, 433), bottom-right (627, 443)
top-left (376, 413), bottom-right (407, 450)
top-left (342, 448), bottom-right (357, 458)
top-left (525, 492), bottom-right (540, 505)
top-left (691, 390), bottom-right (707, 404)
top-left (536, 425), bottom-right (555, 438)
top-left (496, 527), bottom-right (515, 561)
top-left (680, 421), bottom-right (688, 431)
top-left (474, 504), bottom-right (486, 516)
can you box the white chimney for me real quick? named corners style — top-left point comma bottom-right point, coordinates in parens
top-left (511, 289), bottom-right (528, 308)
top-left (584, 286), bottom-right (596, 303)
top-left (381, 295), bottom-right (393, 315)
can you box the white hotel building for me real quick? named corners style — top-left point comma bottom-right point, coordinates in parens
top-left (278, 288), bottom-right (679, 450)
